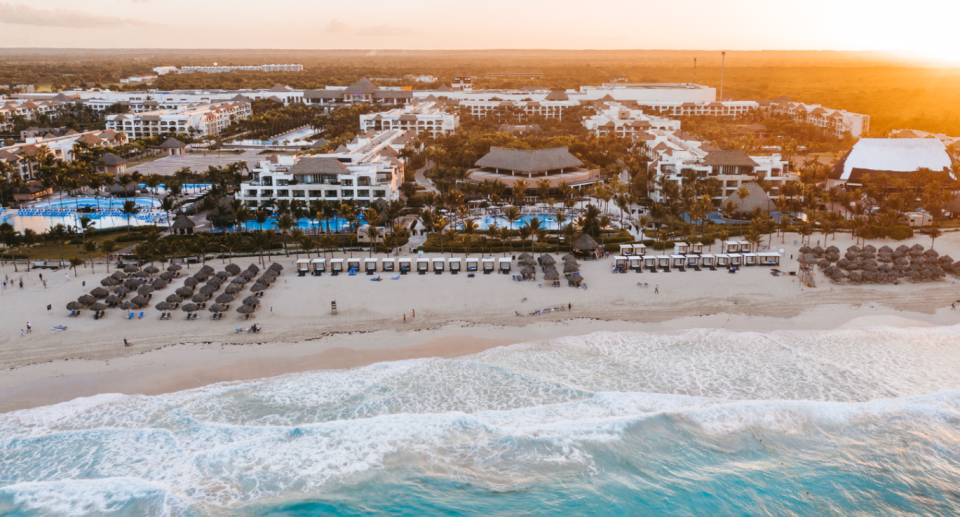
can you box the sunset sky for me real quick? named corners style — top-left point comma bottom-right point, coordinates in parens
top-left (0, 0), bottom-right (957, 59)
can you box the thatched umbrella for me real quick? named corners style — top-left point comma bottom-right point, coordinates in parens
top-left (199, 285), bottom-right (217, 296)
top-left (257, 275), bottom-right (275, 284)
top-left (799, 245), bottom-right (812, 254)
top-left (561, 253), bottom-right (576, 262)
top-left (798, 253), bottom-right (817, 264)
top-left (193, 271), bottom-right (210, 282)
top-left (518, 253), bottom-right (533, 259)
top-left (155, 301), bottom-right (172, 311)
top-left (151, 279), bottom-right (168, 290)
top-left (250, 283), bottom-right (266, 293)
top-left (105, 294), bottom-right (121, 306)
top-left (119, 301), bottom-right (136, 311)
top-left (268, 263), bottom-right (283, 272)
top-left (847, 245), bottom-right (862, 254)
top-left (192, 293), bottom-right (211, 303)
top-left (518, 257), bottom-right (536, 267)
top-left (66, 301), bottom-right (85, 311)
top-left (563, 261), bottom-right (580, 273)
top-left (848, 271), bottom-right (863, 283)
top-left (143, 265), bottom-right (160, 275)
top-left (183, 277), bottom-right (199, 288)
top-left (863, 244), bottom-right (877, 253)
top-left (78, 294), bottom-right (96, 306)
top-left (924, 249), bottom-right (939, 258)
top-left (200, 264), bottom-right (215, 273)
top-left (215, 293), bottom-right (235, 304)
top-left (826, 245), bottom-right (840, 254)
top-left (166, 294), bottom-right (183, 304)
top-left (896, 245), bottom-right (911, 254)
top-left (123, 278), bottom-right (141, 290)
top-left (215, 271), bottom-right (230, 280)
top-left (206, 277), bottom-right (223, 287)
top-left (100, 277), bottom-right (119, 287)
top-left (572, 234), bottom-right (599, 252)
top-left (176, 287), bottom-right (194, 297)
top-left (225, 264), bottom-right (241, 276)
top-left (87, 302), bottom-right (107, 312)
top-left (878, 245), bottom-right (893, 254)
top-left (91, 287), bottom-right (110, 298)
top-left (237, 304), bottom-right (256, 315)
top-left (138, 285), bottom-right (154, 296)
top-left (568, 272), bottom-right (583, 285)
top-left (181, 303), bottom-right (199, 313)
top-left (241, 270), bottom-right (255, 280)
top-left (247, 264), bottom-right (260, 274)
top-left (231, 276), bottom-right (248, 285)
top-left (159, 271), bottom-right (174, 282)
top-left (541, 255), bottom-right (556, 266)
top-left (130, 295), bottom-right (150, 308)
top-left (208, 303), bottom-right (226, 313)
top-left (817, 259), bottom-right (831, 270)
top-left (224, 284), bottom-right (241, 295)
top-left (543, 268), bottom-right (560, 281)
top-left (520, 266), bottom-right (536, 278)
top-left (113, 286), bottom-right (128, 297)
top-left (167, 264), bottom-right (182, 272)
top-left (111, 271), bottom-right (126, 280)
top-left (123, 264), bottom-right (140, 274)
top-left (242, 296), bottom-right (260, 306)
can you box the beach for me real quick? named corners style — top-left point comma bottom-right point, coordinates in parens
top-left (1, 230), bottom-right (959, 412)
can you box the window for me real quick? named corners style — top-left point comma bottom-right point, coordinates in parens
top-left (262, 189), bottom-right (273, 197)
top-left (309, 190), bottom-right (322, 197)
top-left (325, 190), bottom-right (338, 198)
top-left (342, 190), bottom-right (354, 198)
top-left (293, 190), bottom-right (305, 198)
top-left (246, 190), bottom-right (257, 197)
top-left (374, 190), bottom-right (386, 198)
top-left (358, 189), bottom-right (370, 198)
top-left (277, 179), bottom-right (289, 186)
top-left (277, 189), bottom-right (289, 197)
top-left (357, 177), bottom-right (370, 186)
top-left (341, 179), bottom-right (353, 186)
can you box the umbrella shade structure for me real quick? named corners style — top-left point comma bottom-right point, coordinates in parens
top-left (257, 275), bottom-right (275, 284)
top-left (78, 294), bottom-right (97, 306)
top-left (250, 283), bottom-right (266, 293)
top-left (100, 277), bottom-right (119, 287)
top-left (540, 255), bottom-right (556, 266)
top-left (572, 234), bottom-right (600, 252)
top-left (192, 293), bottom-right (211, 303)
top-left (166, 294), bottom-right (183, 303)
top-left (563, 261), bottom-right (580, 273)
top-left (208, 303), bottom-right (227, 313)
top-left (243, 296), bottom-right (260, 306)
top-left (200, 264), bottom-right (215, 273)
top-left (518, 257), bottom-right (536, 267)
top-left (518, 253), bottom-right (533, 260)
top-left (159, 272), bottom-right (174, 282)
top-left (231, 276), bottom-right (248, 284)
top-left (199, 285), bottom-right (217, 295)
top-left (113, 286), bottom-right (127, 296)
top-left (117, 301), bottom-right (134, 311)
top-left (183, 277), bottom-right (199, 287)
top-left (167, 264), bottom-right (182, 272)
top-left (155, 301), bottom-right (172, 311)
top-left (520, 266), bottom-right (536, 278)
top-left (568, 273), bottom-right (584, 285)
top-left (215, 293), bottom-right (235, 304)
top-left (105, 295), bottom-right (121, 306)
top-left (130, 295), bottom-right (150, 307)
top-left (237, 304), bottom-right (256, 315)
top-left (561, 254), bottom-right (576, 262)
top-left (66, 301), bottom-right (85, 311)
top-left (124, 278), bottom-right (142, 290)
top-left (241, 270), bottom-right (255, 280)
top-left (246, 264), bottom-right (260, 274)
top-left (151, 279), bottom-right (168, 290)
top-left (206, 277), bottom-right (223, 287)
top-left (143, 265), bottom-right (160, 275)
top-left (268, 263), bottom-right (283, 272)
top-left (543, 268), bottom-right (560, 281)
top-left (215, 271), bottom-right (230, 280)
top-left (138, 286), bottom-right (154, 296)
top-left (225, 264), bottom-right (241, 276)
top-left (90, 287), bottom-right (110, 298)
top-left (123, 264), bottom-right (140, 274)
top-left (176, 287), bottom-right (194, 297)
top-left (111, 271), bottom-right (126, 280)
top-left (181, 303), bottom-right (199, 312)
top-left (192, 272), bottom-right (210, 282)
top-left (90, 302), bottom-right (108, 312)
top-left (224, 285), bottom-right (241, 295)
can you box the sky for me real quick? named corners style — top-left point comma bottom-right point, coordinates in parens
top-left (0, 0), bottom-right (958, 60)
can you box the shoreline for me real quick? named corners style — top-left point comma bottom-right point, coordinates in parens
top-left (0, 305), bottom-right (953, 414)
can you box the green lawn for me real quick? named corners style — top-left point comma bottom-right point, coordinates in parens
top-left (1, 231), bottom-right (149, 261)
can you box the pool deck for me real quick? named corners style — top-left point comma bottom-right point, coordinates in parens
top-left (128, 150), bottom-right (263, 176)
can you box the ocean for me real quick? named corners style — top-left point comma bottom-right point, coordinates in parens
top-left (1, 326), bottom-right (959, 516)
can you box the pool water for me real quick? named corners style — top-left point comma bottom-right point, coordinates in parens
top-left (470, 215), bottom-right (561, 230)
top-left (0, 209), bottom-right (165, 233)
top-left (33, 197), bottom-right (160, 210)
top-left (241, 217), bottom-right (354, 232)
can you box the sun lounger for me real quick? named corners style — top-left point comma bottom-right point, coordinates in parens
top-left (127, 312), bottom-right (134, 320)
top-left (138, 312), bottom-right (144, 319)
top-left (392, 275), bottom-right (401, 280)
top-left (370, 276), bottom-right (381, 281)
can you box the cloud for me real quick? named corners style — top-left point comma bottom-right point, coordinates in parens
top-left (324, 18), bottom-right (419, 36)
top-left (0, 3), bottom-right (148, 28)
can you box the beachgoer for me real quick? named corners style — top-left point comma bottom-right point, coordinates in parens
top-left (26, 323), bottom-right (30, 333)
top-left (654, 286), bottom-right (659, 294)
top-left (65, 273), bottom-right (69, 281)
top-left (412, 309), bottom-right (415, 318)
top-left (38, 273), bottom-right (42, 281)
top-left (19, 279), bottom-right (23, 289)
top-left (43, 281), bottom-right (47, 288)
top-left (20, 329), bottom-right (24, 338)
top-left (568, 303), bottom-right (572, 310)
top-left (403, 314), bottom-right (407, 323)
top-left (124, 338), bottom-right (128, 347)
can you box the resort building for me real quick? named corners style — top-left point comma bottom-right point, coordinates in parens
top-left (0, 129), bottom-right (126, 181)
top-left (0, 98), bottom-right (77, 131)
top-left (827, 138), bottom-right (956, 189)
top-left (304, 78), bottom-right (413, 111)
top-left (461, 97), bottom-right (580, 121)
top-left (889, 129), bottom-right (960, 148)
top-left (175, 64), bottom-right (303, 74)
top-left (466, 147), bottom-right (602, 196)
top-left (105, 101), bottom-right (251, 140)
top-left (582, 101), bottom-right (680, 138)
top-left (767, 96), bottom-right (870, 138)
top-left (359, 101), bottom-right (458, 137)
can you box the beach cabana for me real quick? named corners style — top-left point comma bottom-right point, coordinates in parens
top-left (382, 258), bottom-right (396, 272)
top-left (614, 256), bottom-right (629, 271)
top-left (758, 252), bottom-right (780, 266)
top-left (296, 259), bottom-right (310, 276)
top-left (312, 258), bottom-right (326, 275)
top-left (657, 255), bottom-right (671, 271)
top-left (700, 254), bottom-right (716, 269)
top-left (691, 242), bottom-right (704, 254)
top-left (742, 252), bottom-right (759, 266)
top-left (716, 254), bottom-right (730, 268)
top-left (449, 258), bottom-right (461, 274)
top-left (619, 244), bottom-right (634, 256)
top-left (466, 258), bottom-right (479, 272)
top-left (482, 258), bottom-right (495, 274)
top-left (330, 258), bottom-right (344, 274)
top-left (432, 258), bottom-right (445, 273)
top-left (686, 255), bottom-right (701, 269)
top-left (416, 258), bottom-right (430, 273)
top-left (675, 242), bottom-right (690, 255)
top-left (629, 256), bottom-right (643, 271)
top-left (737, 241), bottom-right (750, 253)
top-left (671, 254), bottom-right (685, 269)
top-left (572, 234), bottom-right (600, 258)
top-left (643, 256), bottom-right (657, 271)
top-left (723, 241), bottom-right (740, 254)
top-left (347, 258), bottom-right (361, 273)
top-left (364, 258), bottom-right (378, 274)
top-left (633, 243), bottom-right (646, 256)
top-left (729, 254), bottom-right (743, 267)
top-left (399, 258), bottom-right (412, 273)
top-left (499, 258), bottom-right (512, 273)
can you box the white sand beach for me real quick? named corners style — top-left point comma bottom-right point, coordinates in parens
top-left (1, 230), bottom-right (959, 412)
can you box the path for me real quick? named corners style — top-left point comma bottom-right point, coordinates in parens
top-left (414, 161), bottom-right (438, 193)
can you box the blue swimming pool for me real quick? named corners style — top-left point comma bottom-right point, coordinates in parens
top-left (241, 216), bottom-right (355, 232)
top-left (469, 215), bottom-right (561, 230)
top-left (0, 208), bottom-right (165, 233)
top-left (33, 197), bottom-right (161, 210)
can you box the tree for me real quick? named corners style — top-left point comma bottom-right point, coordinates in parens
top-left (276, 214), bottom-right (294, 255)
top-left (69, 256), bottom-right (84, 277)
top-left (83, 240), bottom-right (99, 273)
top-left (929, 223), bottom-right (942, 250)
top-left (121, 200), bottom-right (139, 233)
top-left (366, 226), bottom-right (381, 257)
top-left (290, 228), bottom-right (306, 259)
top-left (462, 218), bottom-right (478, 257)
top-left (249, 230), bottom-right (277, 266)
top-left (504, 206), bottom-right (521, 231)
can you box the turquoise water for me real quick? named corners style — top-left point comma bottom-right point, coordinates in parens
top-left (2, 326), bottom-right (960, 515)
top-left (33, 197), bottom-right (160, 210)
top-left (473, 215), bottom-right (560, 230)
top-left (242, 217), bottom-right (353, 232)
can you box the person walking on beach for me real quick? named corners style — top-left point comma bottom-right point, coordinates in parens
top-left (654, 285), bottom-right (659, 294)
top-left (403, 314), bottom-right (407, 324)
top-left (124, 338), bottom-right (129, 347)
top-left (412, 309), bottom-right (416, 318)
top-left (38, 273), bottom-right (42, 282)
top-left (19, 279), bottom-right (23, 290)
top-left (20, 329), bottom-right (24, 338)
top-left (26, 322), bottom-right (31, 334)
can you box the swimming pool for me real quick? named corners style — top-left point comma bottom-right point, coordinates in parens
top-left (469, 215), bottom-right (562, 230)
top-left (33, 197), bottom-right (161, 210)
top-left (0, 209), bottom-right (166, 233)
top-left (240, 216), bottom-right (358, 232)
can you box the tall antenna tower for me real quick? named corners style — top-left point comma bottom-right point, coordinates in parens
top-left (719, 51), bottom-right (726, 101)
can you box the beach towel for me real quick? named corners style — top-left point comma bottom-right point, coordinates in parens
top-left (392, 275), bottom-right (401, 280)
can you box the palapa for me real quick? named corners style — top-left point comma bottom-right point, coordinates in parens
top-left (119, 301), bottom-right (136, 311)
top-left (237, 304), bottom-right (256, 314)
top-left (199, 285), bottom-right (217, 295)
top-left (105, 294), bottom-right (121, 305)
top-left (242, 296), bottom-right (260, 306)
top-left (247, 264), bottom-right (260, 274)
top-left (155, 301), bottom-right (172, 311)
top-left (123, 264), bottom-right (140, 273)
top-left (215, 293), bottom-right (235, 304)
top-left (143, 265), bottom-right (160, 275)
top-left (215, 271), bottom-right (230, 280)
top-left (100, 277), bottom-right (119, 287)
top-left (520, 266), bottom-right (536, 278)
top-left (231, 276), bottom-right (247, 284)
top-left (572, 234), bottom-right (599, 251)
top-left (250, 283), bottom-right (266, 292)
top-left (159, 272), bottom-right (174, 281)
top-left (124, 278), bottom-right (141, 290)
top-left (563, 261), bottom-right (580, 273)
top-left (113, 286), bottom-right (127, 296)
top-left (224, 264), bottom-right (241, 275)
top-left (130, 295), bottom-right (150, 307)
top-left (183, 277), bottom-right (199, 287)
top-left (241, 270), bottom-right (255, 280)
top-left (206, 277), bottom-right (223, 287)
top-left (568, 272), bottom-right (584, 285)
top-left (66, 301), bottom-right (85, 311)
top-left (561, 253), bottom-right (576, 262)
top-left (208, 303), bottom-right (227, 313)
top-left (166, 294), bottom-right (183, 303)
top-left (176, 287), bottom-right (194, 297)
top-left (90, 287), bottom-right (110, 298)
top-left (137, 285), bottom-right (154, 296)
top-left (268, 263), bottom-right (283, 272)
top-left (151, 279), bottom-right (168, 289)
top-left (543, 268), bottom-right (560, 280)
top-left (111, 271), bottom-right (126, 280)
top-left (200, 265), bottom-right (215, 274)
top-left (90, 302), bottom-right (108, 312)
top-left (192, 293), bottom-right (210, 303)
top-left (224, 284), bottom-right (241, 295)
top-left (181, 303), bottom-right (199, 312)
top-left (78, 294), bottom-right (96, 306)
top-left (540, 255), bottom-right (556, 266)
top-left (167, 264), bottom-right (182, 272)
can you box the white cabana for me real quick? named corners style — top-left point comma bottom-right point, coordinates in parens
top-left (675, 242), bottom-right (690, 254)
top-left (758, 252), bottom-right (781, 266)
top-left (629, 256), bottom-right (643, 270)
top-left (296, 259), bottom-right (310, 275)
top-left (633, 243), bottom-right (646, 256)
top-left (499, 258), bottom-right (512, 272)
top-left (685, 255), bottom-right (701, 268)
top-left (449, 258), bottom-right (462, 273)
top-left (729, 254), bottom-right (743, 267)
top-left (619, 244), bottom-right (634, 256)
top-left (737, 241), bottom-right (750, 252)
top-left (716, 254), bottom-right (730, 267)
top-left (347, 258), bottom-right (361, 272)
top-left (330, 258), bottom-right (344, 272)
top-left (657, 256), bottom-right (671, 269)
top-left (643, 256), bottom-right (657, 270)
top-left (614, 256), bottom-right (629, 268)
top-left (416, 258), bottom-right (430, 272)
top-left (399, 258), bottom-right (412, 272)
top-left (742, 252), bottom-right (758, 266)
top-left (466, 258), bottom-right (479, 271)
top-left (723, 241), bottom-right (740, 254)
top-left (700, 254), bottom-right (716, 268)
top-left (691, 242), bottom-right (704, 254)
top-left (382, 258), bottom-right (396, 271)
top-left (364, 258), bottom-right (378, 272)
top-left (311, 258), bottom-right (326, 274)
top-left (482, 258), bottom-right (495, 273)
top-left (671, 254), bottom-right (685, 268)
top-left (432, 258), bottom-right (445, 272)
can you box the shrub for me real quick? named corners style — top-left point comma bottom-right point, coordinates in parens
top-left (886, 225), bottom-right (913, 240)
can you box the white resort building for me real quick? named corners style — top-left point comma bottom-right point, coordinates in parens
top-left (105, 101), bottom-right (251, 140)
top-left (359, 101), bottom-right (459, 137)
top-left (583, 101), bottom-right (680, 137)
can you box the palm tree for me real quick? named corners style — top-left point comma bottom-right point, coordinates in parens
top-left (193, 232), bottom-right (211, 265)
top-left (69, 257), bottom-right (84, 277)
top-left (526, 217), bottom-right (543, 252)
top-left (121, 200), bottom-right (139, 233)
top-left (366, 226), bottom-right (381, 258)
top-left (254, 208), bottom-right (269, 230)
top-left (498, 227), bottom-right (513, 256)
top-left (561, 223), bottom-right (576, 252)
top-left (505, 206), bottom-right (521, 231)
top-left (249, 230), bottom-right (277, 266)
top-left (83, 241), bottom-right (99, 274)
top-left (517, 225), bottom-right (532, 253)
top-left (435, 218), bottom-right (448, 254)
top-left (462, 218), bottom-right (478, 256)
top-left (929, 223), bottom-right (942, 250)
top-left (276, 214), bottom-right (294, 255)
top-left (290, 228), bottom-right (306, 259)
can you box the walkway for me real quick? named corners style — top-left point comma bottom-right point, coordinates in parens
top-left (414, 161), bottom-right (438, 193)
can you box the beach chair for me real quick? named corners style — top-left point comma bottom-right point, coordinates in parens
top-left (127, 312), bottom-right (134, 320)
top-left (235, 328), bottom-right (244, 333)
top-left (370, 276), bottom-right (381, 281)
top-left (138, 312), bottom-right (144, 319)
top-left (392, 275), bottom-right (401, 280)
top-left (348, 268), bottom-right (358, 276)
